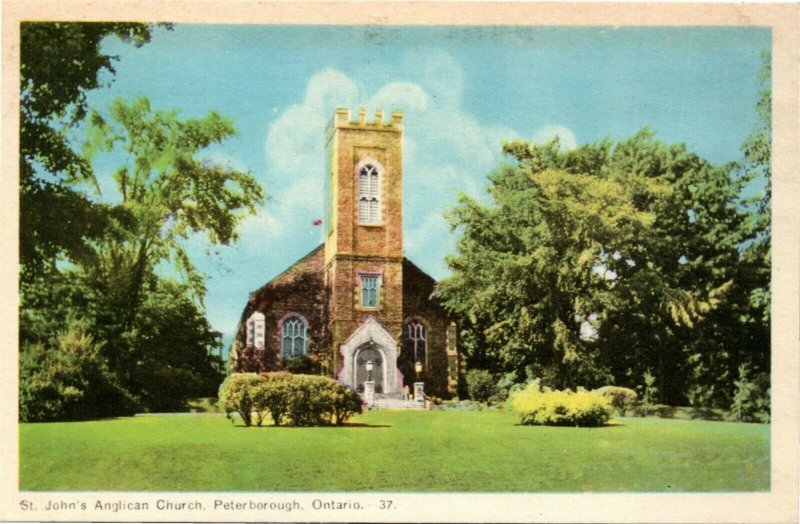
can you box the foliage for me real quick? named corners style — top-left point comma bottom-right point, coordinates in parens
top-left (727, 365), bottom-right (770, 423)
top-left (251, 372), bottom-right (293, 426)
top-left (281, 356), bottom-right (321, 374)
top-left (636, 371), bottom-right (659, 417)
top-left (594, 386), bottom-right (638, 416)
top-left (465, 369), bottom-right (497, 402)
top-left (218, 374), bottom-right (263, 427)
top-left (284, 374), bottom-right (362, 427)
top-left (19, 98), bottom-right (262, 418)
top-left (20, 24), bottom-right (260, 420)
top-left (82, 96), bottom-right (264, 316)
top-left (440, 124), bottom-right (767, 407)
top-left (19, 323), bottom-right (138, 422)
top-left (121, 280), bottom-right (226, 412)
top-left (510, 383), bottom-right (612, 427)
top-left (20, 22), bottom-right (162, 284)
top-left (218, 373), bottom-right (362, 427)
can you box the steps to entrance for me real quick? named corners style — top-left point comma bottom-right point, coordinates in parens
top-left (366, 397), bottom-right (427, 410)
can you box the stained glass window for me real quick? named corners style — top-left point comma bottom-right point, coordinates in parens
top-left (281, 316), bottom-right (307, 357)
top-left (361, 275), bottom-right (379, 308)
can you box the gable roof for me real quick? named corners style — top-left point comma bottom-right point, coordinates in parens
top-left (250, 243), bottom-right (324, 297)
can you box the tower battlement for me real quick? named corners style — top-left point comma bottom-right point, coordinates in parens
top-left (329, 107), bottom-right (403, 134)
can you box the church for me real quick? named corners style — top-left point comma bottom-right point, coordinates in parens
top-left (231, 108), bottom-right (460, 400)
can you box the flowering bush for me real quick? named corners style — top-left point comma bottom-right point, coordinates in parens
top-left (510, 383), bottom-right (612, 427)
top-left (593, 386), bottom-right (638, 416)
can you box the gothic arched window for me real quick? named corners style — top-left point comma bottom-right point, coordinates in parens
top-left (281, 315), bottom-right (308, 358)
top-left (358, 163), bottom-right (380, 224)
top-left (403, 320), bottom-right (427, 368)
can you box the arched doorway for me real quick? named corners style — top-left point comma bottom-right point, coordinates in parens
top-left (337, 316), bottom-right (401, 396)
top-left (354, 343), bottom-right (384, 394)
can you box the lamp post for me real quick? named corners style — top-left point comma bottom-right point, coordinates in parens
top-left (364, 359), bottom-right (375, 407)
top-left (414, 361), bottom-right (424, 403)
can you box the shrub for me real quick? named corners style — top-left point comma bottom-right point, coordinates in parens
top-left (637, 371), bottom-right (659, 417)
top-left (281, 356), bottom-right (320, 374)
top-left (328, 382), bottom-right (363, 426)
top-left (727, 364), bottom-right (770, 423)
top-left (219, 373), bottom-right (362, 427)
top-left (510, 384), bottom-right (612, 427)
top-left (466, 369), bottom-right (497, 402)
top-left (218, 373), bottom-right (264, 426)
top-left (19, 323), bottom-right (139, 422)
top-left (252, 372), bottom-right (293, 426)
top-left (593, 386), bottom-right (638, 416)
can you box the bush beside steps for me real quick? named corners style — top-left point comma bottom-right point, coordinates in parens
top-left (218, 372), bottom-right (362, 427)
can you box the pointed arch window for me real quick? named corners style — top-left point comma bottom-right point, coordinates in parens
top-left (358, 164), bottom-right (380, 224)
top-left (281, 315), bottom-right (308, 358)
top-left (403, 320), bottom-right (427, 368)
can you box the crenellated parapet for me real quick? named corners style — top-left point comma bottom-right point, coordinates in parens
top-left (328, 107), bottom-right (403, 136)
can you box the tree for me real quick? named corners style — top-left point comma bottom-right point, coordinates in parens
top-left (19, 322), bottom-right (139, 422)
top-left (18, 25), bottom-right (262, 417)
top-left (440, 131), bottom-right (754, 404)
top-left (74, 96), bottom-right (263, 408)
top-left (20, 22), bottom-right (161, 283)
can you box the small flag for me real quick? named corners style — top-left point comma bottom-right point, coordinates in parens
top-left (313, 219), bottom-right (323, 226)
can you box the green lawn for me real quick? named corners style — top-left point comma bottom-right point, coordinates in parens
top-left (19, 410), bottom-right (769, 492)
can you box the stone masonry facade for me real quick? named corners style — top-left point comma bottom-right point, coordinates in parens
top-left (232, 108), bottom-right (460, 399)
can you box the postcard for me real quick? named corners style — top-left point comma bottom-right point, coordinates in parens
top-left (1, 2), bottom-right (798, 522)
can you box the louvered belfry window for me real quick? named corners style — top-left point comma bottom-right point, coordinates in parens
top-left (358, 164), bottom-right (380, 224)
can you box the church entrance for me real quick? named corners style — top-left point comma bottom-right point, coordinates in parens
top-left (354, 344), bottom-right (384, 394)
top-left (337, 316), bottom-right (400, 396)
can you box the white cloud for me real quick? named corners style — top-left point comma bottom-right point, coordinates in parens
top-left (367, 82), bottom-right (429, 113)
top-left (532, 125), bottom-right (578, 151)
top-left (237, 210), bottom-right (285, 249)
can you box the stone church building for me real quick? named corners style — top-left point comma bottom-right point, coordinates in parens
top-left (231, 108), bottom-right (460, 399)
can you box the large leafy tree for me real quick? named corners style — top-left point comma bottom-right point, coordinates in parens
top-left (77, 96), bottom-right (263, 386)
top-left (19, 24), bottom-right (264, 416)
top-left (19, 22), bottom-right (161, 283)
top-left (440, 131), bottom-right (755, 405)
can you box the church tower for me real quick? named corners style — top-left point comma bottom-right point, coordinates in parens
top-left (324, 108), bottom-right (405, 393)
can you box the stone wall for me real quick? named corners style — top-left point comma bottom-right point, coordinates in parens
top-left (235, 245), bottom-right (331, 374)
top-left (402, 258), bottom-right (453, 398)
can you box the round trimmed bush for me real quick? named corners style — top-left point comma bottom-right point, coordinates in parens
top-left (218, 373), bottom-right (265, 427)
top-left (593, 386), bottom-right (638, 416)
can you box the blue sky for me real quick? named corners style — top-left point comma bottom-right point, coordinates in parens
top-left (84, 25), bottom-right (770, 348)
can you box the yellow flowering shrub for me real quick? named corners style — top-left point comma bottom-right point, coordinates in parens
top-left (510, 384), bottom-right (612, 427)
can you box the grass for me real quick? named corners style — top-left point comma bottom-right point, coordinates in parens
top-left (19, 410), bottom-right (769, 492)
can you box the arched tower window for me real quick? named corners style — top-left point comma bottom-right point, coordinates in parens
top-left (402, 320), bottom-right (427, 368)
top-left (280, 315), bottom-right (308, 358)
top-left (358, 163), bottom-right (380, 224)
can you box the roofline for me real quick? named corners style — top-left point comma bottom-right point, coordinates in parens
top-left (250, 243), bottom-right (325, 297)
top-left (402, 256), bottom-right (438, 285)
